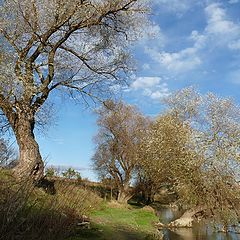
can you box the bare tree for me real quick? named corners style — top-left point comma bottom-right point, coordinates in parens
top-left (92, 100), bottom-right (149, 203)
top-left (0, 0), bottom-right (149, 179)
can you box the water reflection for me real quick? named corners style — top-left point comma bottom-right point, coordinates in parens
top-left (156, 205), bottom-right (240, 240)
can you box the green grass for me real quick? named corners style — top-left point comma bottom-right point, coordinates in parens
top-left (92, 204), bottom-right (157, 232)
top-left (69, 202), bottom-right (160, 240)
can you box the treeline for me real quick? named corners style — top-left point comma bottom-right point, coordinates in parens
top-left (92, 87), bottom-right (240, 226)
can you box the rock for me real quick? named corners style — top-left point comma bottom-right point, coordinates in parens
top-left (168, 217), bottom-right (193, 228)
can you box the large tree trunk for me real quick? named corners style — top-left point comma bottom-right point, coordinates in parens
top-left (117, 185), bottom-right (132, 204)
top-left (12, 114), bottom-right (44, 180)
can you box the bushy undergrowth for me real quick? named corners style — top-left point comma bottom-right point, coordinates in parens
top-left (0, 170), bottom-right (102, 240)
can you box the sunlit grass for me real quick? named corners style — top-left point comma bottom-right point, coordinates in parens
top-left (92, 203), bottom-right (158, 232)
top-left (69, 201), bottom-right (159, 240)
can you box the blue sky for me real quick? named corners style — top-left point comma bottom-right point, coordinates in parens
top-left (37, 0), bottom-right (240, 180)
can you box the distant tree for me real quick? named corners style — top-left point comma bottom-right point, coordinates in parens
top-left (0, 0), bottom-right (149, 179)
top-left (45, 167), bottom-right (57, 178)
top-left (92, 101), bottom-right (150, 203)
top-left (62, 168), bottom-right (81, 180)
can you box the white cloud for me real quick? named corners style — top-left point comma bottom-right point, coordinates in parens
top-left (190, 30), bottom-right (207, 49)
top-left (130, 76), bottom-right (170, 100)
top-left (131, 76), bottom-right (161, 90)
top-left (144, 28), bottom-right (207, 73)
top-left (205, 3), bottom-right (240, 49)
top-left (149, 83), bottom-right (170, 99)
top-left (205, 3), bottom-right (239, 37)
top-left (144, 3), bottom-right (240, 73)
top-left (145, 47), bottom-right (202, 72)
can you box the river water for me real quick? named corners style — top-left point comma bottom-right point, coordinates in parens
top-left (156, 205), bottom-right (240, 240)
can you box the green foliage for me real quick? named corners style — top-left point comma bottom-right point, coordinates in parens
top-left (62, 168), bottom-right (81, 181)
top-left (45, 167), bottom-right (56, 177)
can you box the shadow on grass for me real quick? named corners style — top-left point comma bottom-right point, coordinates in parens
top-left (69, 223), bottom-right (156, 240)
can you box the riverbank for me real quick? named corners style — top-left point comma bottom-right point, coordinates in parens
top-left (68, 201), bottom-right (161, 240)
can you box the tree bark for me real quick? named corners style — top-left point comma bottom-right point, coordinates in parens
top-left (12, 114), bottom-right (44, 180)
top-left (117, 185), bottom-right (132, 203)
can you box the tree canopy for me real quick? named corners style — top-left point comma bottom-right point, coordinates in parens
top-left (0, 0), bottom-right (149, 178)
top-left (92, 100), bottom-right (149, 203)
top-left (139, 88), bottom-right (240, 224)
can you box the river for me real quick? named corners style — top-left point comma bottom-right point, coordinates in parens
top-left (156, 205), bottom-right (240, 240)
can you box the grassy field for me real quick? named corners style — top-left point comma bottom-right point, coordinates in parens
top-left (69, 201), bottom-right (160, 240)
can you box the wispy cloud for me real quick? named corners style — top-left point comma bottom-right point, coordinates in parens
top-left (152, 0), bottom-right (200, 16)
top-left (228, 40), bottom-right (240, 50)
top-left (52, 138), bottom-right (65, 145)
top-left (228, 0), bottom-right (239, 4)
top-left (144, 3), bottom-right (240, 74)
top-left (131, 76), bottom-right (161, 90)
top-left (139, 22), bottom-right (166, 49)
top-left (145, 47), bottom-right (202, 72)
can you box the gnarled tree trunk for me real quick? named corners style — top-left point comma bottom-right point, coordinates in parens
top-left (11, 113), bottom-right (44, 180)
top-left (117, 185), bottom-right (132, 204)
